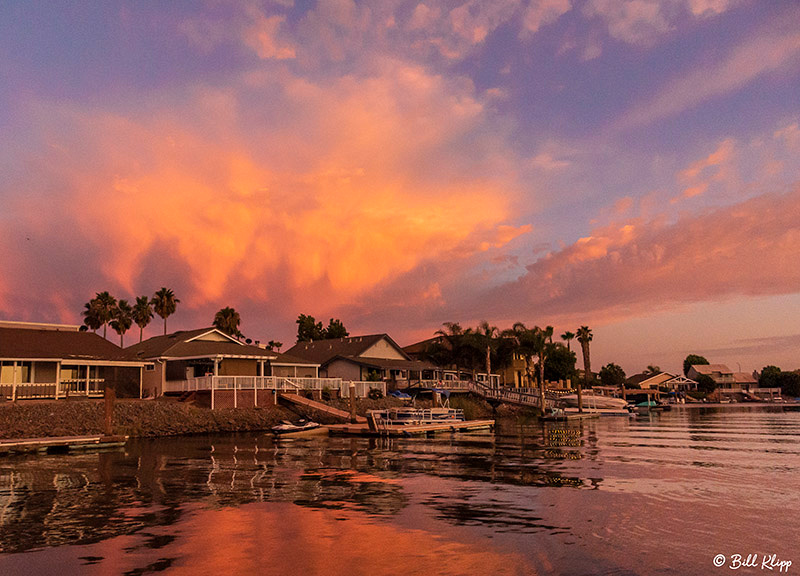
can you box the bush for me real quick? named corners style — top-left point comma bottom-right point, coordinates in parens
top-left (368, 387), bottom-right (384, 400)
top-left (321, 386), bottom-right (332, 401)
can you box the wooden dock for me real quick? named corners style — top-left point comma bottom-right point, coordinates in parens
top-left (328, 419), bottom-right (495, 437)
top-left (540, 412), bottom-right (599, 422)
top-left (0, 435), bottom-right (128, 456)
top-left (279, 393), bottom-right (367, 423)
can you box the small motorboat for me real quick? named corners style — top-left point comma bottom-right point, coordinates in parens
top-left (271, 419), bottom-right (323, 436)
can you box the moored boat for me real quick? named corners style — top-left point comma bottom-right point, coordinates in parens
top-left (271, 419), bottom-right (323, 436)
top-left (368, 407), bottom-right (465, 426)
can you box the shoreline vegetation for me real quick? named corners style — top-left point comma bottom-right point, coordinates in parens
top-left (0, 395), bottom-right (522, 441)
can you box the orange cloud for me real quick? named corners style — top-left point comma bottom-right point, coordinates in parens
top-left (478, 185), bottom-right (800, 325)
top-left (0, 61), bottom-right (521, 332)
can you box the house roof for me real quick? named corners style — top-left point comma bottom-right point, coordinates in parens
top-left (733, 372), bottom-right (757, 384)
top-left (285, 334), bottom-right (411, 364)
top-left (402, 336), bottom-right (444, 356)
top-left (0, 325), bottom-right (142, 364)
top-left (690, 364), bottom-right (733, 375)
top-left (271, 352), bottom-right (319, 366)
top-left (125, 328), bottom-right (277, 361)
top-left (326, 355), bottom-right (438, 372)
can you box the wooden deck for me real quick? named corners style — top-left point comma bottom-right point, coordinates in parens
top-left (279, 393), bottom-right (367, 423)
top-left (0, 435), bottom-right (128, 456)
top-left (328, 419), bottom-right (495, 437)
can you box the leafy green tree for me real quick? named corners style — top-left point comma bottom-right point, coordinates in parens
top-left (600, 363), bottom-right (626, 388)
top-left (296, 314), bottom-right (325, 342)
top-left (683, 354), bottom-right (709, 377)
top-left (110, 299), bottom-right (133, 347)
top-left (777, 371), bottom-right (800, 397)
top-left (152, 287), bottom-right (180, 335)
top-left (214, 307), bottom-right (243, 338)
top-left (434, 322), bottom-right (469, 377)
top-left (759, 365), bottom-right (782, 388)
top-left (502, 323), bottom-right (548, 410)
top-left (132, 295), bottom-right (153, 343)
top-left (696, 374), bottom-right (716, 394)
top-left (324, 318), bottom-right (349, 339)
top-left (544, 344), bottom-right (577, 383)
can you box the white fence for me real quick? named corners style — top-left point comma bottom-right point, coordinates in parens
top-left (0, 379), bottom-right (105, 400)
top-left (164, 376), bottom-right (385, 399)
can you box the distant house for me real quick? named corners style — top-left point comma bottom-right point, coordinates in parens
top-left (126, 328), bottom-right (318, 397)
top-left (286, 334), bottom-right (438, 386)
top-left (687, 364), bottom-right (742, 390)
top-left (0, 320), bottom-right (149, 400)
top-left (403, 336), bottom-right (503, 386)
top-left (627, 371), bottom-right (697, 391)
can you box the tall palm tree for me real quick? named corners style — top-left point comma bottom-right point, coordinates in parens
top-left (110, 299), bottom-right (133, 347)
top-left (82, 301), bottom-right (103, 333)
top-left (92, 291), bottom-right (117, 339)
top-left (576, 326), bottom-right (593, 413)
top-left (476, 321), bottom-right (498, 382)
top-left (152, 287), bottom-right (180, 335)
top-left (132, 295), bottom-right (154, 343)
top-left (645, 364), bottom-right (661, 375)
top-left (213, 306), bottom-right (242, 338)
top-left (561, 331), bottom-right (575, 352)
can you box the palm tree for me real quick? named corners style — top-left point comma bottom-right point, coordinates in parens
top-left (152, 287), bottom-right (180, 335)
top-left (213, 306), bottom-right (242, 338)
top-left (475, 321), bottom-right (498, 383)
top-left (82, 301), bottom-right (103, 333)
top-left (91, 291), bottom-right (117, 339)
top-left (645, 365), bottom-right (661, 375)
top-left (561, 331), bottom-right (575, 352)
top-left (267, 340), bottom-right (283, 352)
top-left (132, 296), bottom-right (154, 343)
top-left (434, 322), bottom-right (467, 379)
top-left (576, 326), bottom-right (593, 413)
top-left (503, 323), bottom-right (548, 411)
top-left (110, 299), bottom-right (133, 347)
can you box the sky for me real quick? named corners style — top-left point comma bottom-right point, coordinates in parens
top-left (1, 0), bottom-right (799, 375)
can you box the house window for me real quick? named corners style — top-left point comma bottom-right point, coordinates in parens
top-left (145, 365), bottom-right (155, 372)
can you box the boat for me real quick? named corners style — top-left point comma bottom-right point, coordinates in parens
top-left (559, 393), bottom-right (630, 411)
top-left (367, 407), bottom-right (465, 426)
top-left (271, 419), bottom-right (324, 436)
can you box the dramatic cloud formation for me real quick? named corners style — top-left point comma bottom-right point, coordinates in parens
top-left (480, 184), bottom-right (800, 326)
top-left (0, 59), bottom-right (524, 331)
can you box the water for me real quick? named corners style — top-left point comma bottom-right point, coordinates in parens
top-left (0, 405), bottom-right (798, 575)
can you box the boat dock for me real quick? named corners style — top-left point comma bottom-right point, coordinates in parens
top-left (328, 419), bottom-right (495, 437)
top-left (0, 435), bottom-right (128, 456)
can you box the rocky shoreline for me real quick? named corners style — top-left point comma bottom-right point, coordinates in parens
top-left (0, 393), bottom-right (532, 441)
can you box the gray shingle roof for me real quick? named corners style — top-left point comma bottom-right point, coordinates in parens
top-left (125, 328), bottom-right (277, 360)
top-left (0, 326), bottom-right (135, 362)
top-left (285, 334), bottom-right (410, 364)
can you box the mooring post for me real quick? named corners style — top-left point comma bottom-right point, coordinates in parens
top-left (349, 383), bottom-right (357, 423)
top-left (104, 385), bottom-right (115, 437)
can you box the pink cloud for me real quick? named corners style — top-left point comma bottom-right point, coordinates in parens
top-left (477, 185), bottom-right (800, 326)
top-left (0, 61), bottom-right (523, 340)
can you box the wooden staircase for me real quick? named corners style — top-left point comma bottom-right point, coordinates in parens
top-left (279, 393), bottom-right (367, 423)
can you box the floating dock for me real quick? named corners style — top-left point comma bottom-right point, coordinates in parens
top-left (0, 435), bottom-right (128, 456)
top-left (328, 419), bottom-right (495, 437)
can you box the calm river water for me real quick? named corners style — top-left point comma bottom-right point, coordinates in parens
top-left (0, 405), bottom-right (798, 576)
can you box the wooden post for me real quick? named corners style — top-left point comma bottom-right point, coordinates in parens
top-left (55, 363), bottom-right (61, 400)
top-left (104, 384), bottom-right (115, 437)
top-left (349, 383), bottom-right (357, 423)
top-left (12, 361), bottom-right (18, 403)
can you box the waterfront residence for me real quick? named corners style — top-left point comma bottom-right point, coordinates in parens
top-left (125, 328), bottom-right (320, 404)
top-left (286, 334), bottom-right (440, 390)
top-left (687, 364), bottom-right (738, 390)
top-left (403, 336), bottom-right (504, 386)
top-left (627, 371), bottom-right (697, 391)
top-left (0, 320), bottom-right (149, 400)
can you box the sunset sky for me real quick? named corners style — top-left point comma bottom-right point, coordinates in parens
top-left (1, 1), bottom-right (799, 374)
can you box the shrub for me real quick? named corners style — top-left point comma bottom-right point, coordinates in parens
top-left (368, 387), bottom-right (384, 400)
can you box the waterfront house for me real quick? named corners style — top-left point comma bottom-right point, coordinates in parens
top-left (0, 320), bottom-right (149, 400)
top-left (125, 327), bottom-right (319, 399)
top-left (627, 371), bottom-right (697, 391)
top-left (403, 336), bottom-right (504, 386)
top-left (687, 364), bottom-right (739, 390)
top-left (286, 334), bottom-right (439, 388)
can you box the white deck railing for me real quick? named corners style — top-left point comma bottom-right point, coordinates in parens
top-left (0, 379), bottom-right (105, 400)
top-left (163, 376), bottom-right (344, 394)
